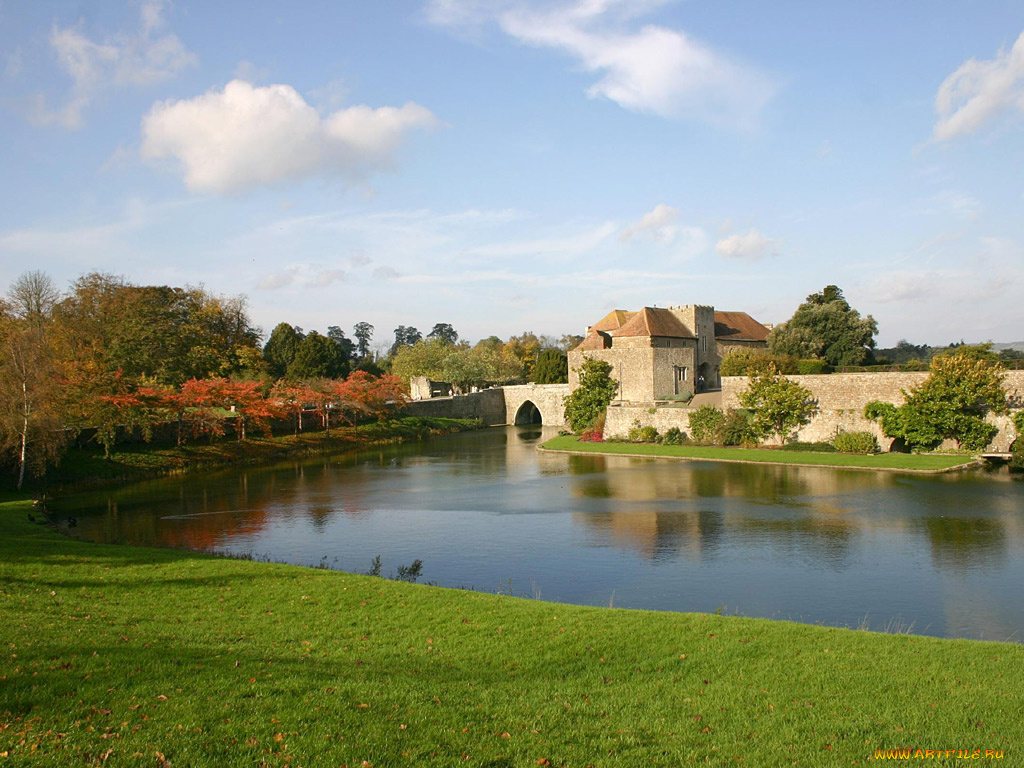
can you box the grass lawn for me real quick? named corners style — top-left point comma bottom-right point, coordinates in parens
top-left (541, 436), bottom-right (978, 472)
top-left (2, 499), bottom-right (1020, 766)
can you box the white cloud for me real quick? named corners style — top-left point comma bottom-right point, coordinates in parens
top-left (715, 229), bottom-right (776, 260)
top-left (620, 203), bottom-right (680, 242)
top-left (141, 80), bottom-right (439, 194)
top-left (426, 0), bottom-right (775, 127)
top-left (933, 29), bottom-right (1024, 142)
top-left (33, 0), bottom-right (195, 129)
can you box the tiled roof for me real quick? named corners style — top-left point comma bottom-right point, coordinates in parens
top-left (613, 307), bottom-right (695, 338)
top-left (714, 311), bottom-right (770, 342)
top-left (590, 309), bottom-right (636, 332)
top-left (577, 330), bottom-right (612, 350)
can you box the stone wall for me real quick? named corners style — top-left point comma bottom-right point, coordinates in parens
top-left (720, 370), bottom-right (1024, 450)
top-left (403, 388), bottom-right (507, 425)
top-left (402, 384), bottom-right (570, 427)
top-left (604, 403), bottom-right (691, 438)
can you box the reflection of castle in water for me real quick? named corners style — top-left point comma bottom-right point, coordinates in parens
top-left (564, 458), bottom-right (887, 564)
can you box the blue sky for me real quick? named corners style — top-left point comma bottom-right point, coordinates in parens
top-left (2, 0), bottom-right (1024, 349)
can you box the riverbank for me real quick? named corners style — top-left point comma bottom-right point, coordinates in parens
top-left (540, 435), bottom-right (980, 472)
top-left (1, 498), bottom-right (1020, 765)
top-left (19, 416), bottom-right (482, 493)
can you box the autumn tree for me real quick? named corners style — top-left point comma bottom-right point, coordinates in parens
top-left (737, 364), bottom-right (817, 444)
top-left (0, 311), bottom-right (65, 488)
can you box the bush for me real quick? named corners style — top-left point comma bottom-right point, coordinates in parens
top-left (580, 427), bottom-right (603, 442)
top-left (627, 420), bottom-right (659, 443)
top-left (778, 441), bottom-right (837, 452)
top-left (688, 405), bottom-right (726, 444)
top-left (721, 408), bottom-right (758, 446)
top-left (832, 431), bottom-right (880, 454)
top-left (796, 358), bottom-right (830, 375)
top-left (720, 348), bottom-right (798, 376)
top-left (660, 426), bottom-right (688, 445)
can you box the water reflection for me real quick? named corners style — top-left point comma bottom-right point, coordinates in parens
top-left (48, 426), bottom-right (1024, 641)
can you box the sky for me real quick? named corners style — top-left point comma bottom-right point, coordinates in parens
top-left (2, 0), bottom-right (1024, 350)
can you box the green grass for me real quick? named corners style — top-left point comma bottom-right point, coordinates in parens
top-left (22, 417), bottom-right (482, 492)
top-left (541, 436), bottom-right (978, 472)
top-left (2, 500), bottom-right (1021, 766)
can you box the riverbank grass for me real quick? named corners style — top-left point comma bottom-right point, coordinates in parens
top-left (2, 500), bottom-right (1021, 766)
top-left (25, 416), bottom-right (481, 491)
top-left (541, 435), bottom-right (977, 471)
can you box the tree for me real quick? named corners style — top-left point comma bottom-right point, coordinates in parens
top-left (263, 322), bottom-right (305, 379)
top-left (0, 313), bottom-right (65, 488)
top-left (737, 365), bottom-right (817, 444)
top-left (769, 285), bottom-right (878, 366)
top-left (353, 322), bottom-right (374, 359)
top-left (533, 348), bottom-right (568, 383)
top-left (9, 271), bottom-right (60, 329)
top-left (326, 325), bottom-right (356, 362)
top-left (505, 332), bottom-right (542, 379)
top-left (287, 331), bottom-right (349, 380)
top-left (865, 347), bottom-right (1007, 451)
top-left (426, 323), bottom-right (458, 345)
top-left (390, 325), bottom-right (422, 357)
top-left (563, 357), bottom-right (617, 432)
top-left (390, 338), bottom-right (454, 382)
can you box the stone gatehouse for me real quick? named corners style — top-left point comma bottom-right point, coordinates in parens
top-left (567, 304), bottom-right (770, 401)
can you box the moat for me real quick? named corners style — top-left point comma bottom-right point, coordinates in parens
top-left (49, 426), bottom-right (1024, 641)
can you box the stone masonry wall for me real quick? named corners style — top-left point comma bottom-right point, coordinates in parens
top-left (719, 371), bottom-right (1024, 450)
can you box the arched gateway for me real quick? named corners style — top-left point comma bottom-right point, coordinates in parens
top-left (514, 400), bottom-right (542, 425)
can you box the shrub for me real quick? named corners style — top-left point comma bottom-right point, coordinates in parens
top-left (720, 348), bottom-right (798, 376)
top-left (660, 426), bottom-right (688, 445)
top-left (563, 358), bottom-right (617, 432)
top-left (795, 358), bottom-right (830, 375)
top-left (688, 405), bottom-right (726, 444)
top-left (580, 427), bottom-right (604, 442)
top-left (832, 430), bottom-right (880, 454)
top-left (627, 420), bottom-right (659, 443)
top-left (721, 408), bottom-right (758, 446)
top-left (778, 441), bottom-right (836, 453)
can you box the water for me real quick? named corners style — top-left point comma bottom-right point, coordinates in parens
top-left (48, 426), bottom-right (1024, 641)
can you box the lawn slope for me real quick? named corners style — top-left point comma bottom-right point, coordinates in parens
top-left (2, 501), bottom-right (1020, 766)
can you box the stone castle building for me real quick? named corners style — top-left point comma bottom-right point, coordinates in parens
top-left (568, 304), bottom-right (770, 401)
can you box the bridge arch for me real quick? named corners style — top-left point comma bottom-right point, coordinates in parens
top-left (514, 400), bottom-right (543, 425)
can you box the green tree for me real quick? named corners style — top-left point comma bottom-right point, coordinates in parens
top-left (390, 338), bottom-right (455, 382)
top-left (263, 322), bottom-right (305, 379)
top-left (737, 365), bottom-right (817, 443)
top-left (533, 348), bottom-right (568, 383)
top-left (769, 285), bottom-right (878, 366)
top-left (288, 331), bottom-right (349, 380)
top-left (353, 322), bottom-right (374, 359)
top-left (390, 325), bottom-right (422, 357)
top-left (719, 348), bottom-right (798, 376)
top-left (865, 347), bottom-right (1007, 451)
top-left (426, 323), bottom-right (458, 345)
top-left (563, 358), bottom-right (617, 432)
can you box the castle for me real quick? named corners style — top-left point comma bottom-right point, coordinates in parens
top-left (567, 304), bottom-right (770, 401)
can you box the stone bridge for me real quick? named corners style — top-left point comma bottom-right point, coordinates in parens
top-left (403, 383), bottom-right (569, 427)
top-left (501, 384), bottom-right (569, 426)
